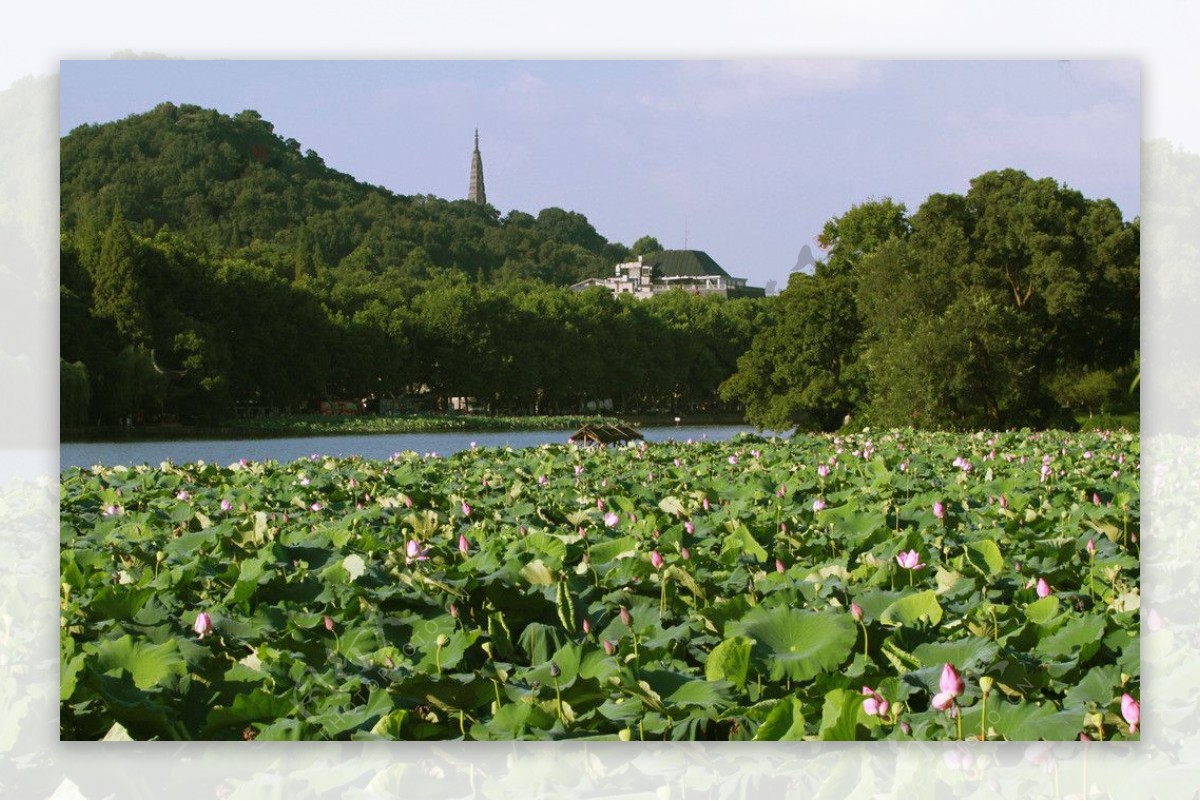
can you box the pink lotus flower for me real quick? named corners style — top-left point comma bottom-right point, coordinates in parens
top-left (850, 602), bottom-right (864, 622)
top-left (220, 499), bottom-right (232, 511)
top-left (681, 547), bottom-right (691, 560)
top-left (931, 663), bottom-right (964, 711)
top-left (775, 558), bottom-right (786, 574)
top-left (896, 550), bottom-right (925, 570)
top-left (405, 539), bottom-right (429, 565)
top-left (684, 520), bottom-right (695, 535)
top-left (817, 464), bottom-right (830, 478)
top-left (812, 499), bottom-right (827, 512)
top-left (777, 485), bottom-right (787, 498)
top-left (310, 502), bottom-right (322, 512)
top-left (933, 501), bottom-right (945, 520)
top-left (538, 475), bottom-right (548, 486)
top-left (1093, 492), bottom-right (1101, 505)
top-left (861, 686), bottom-right (890, 718)
top-left (461, 501), bottom-right (472, 517)
top-left (458, 534), bottom-right (470, 555)
top-left (176, 490), bottom-right (190, 501)
top-left (103, 504), bottom-right (122, 516)
top-left (1036, 577), bottom-right (1052, 598)
top-left (604, 512), bottom-right (620, 528)
top-left (194, 611), bottom-right (213, 639)
top-left (1121, 693), bottom-right (1140, 733)
top-left (702, 497), bottom-right (711, 511)
top-left (650, 550), bottom-right (664, 570)
top-left (728, 455), bottom-right (738, 465)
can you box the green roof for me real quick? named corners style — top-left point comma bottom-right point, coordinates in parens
top-left (642, 250), bottom-right (731, 278)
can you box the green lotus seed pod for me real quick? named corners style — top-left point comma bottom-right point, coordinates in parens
top-left (436, 633), bottom-right (450, 647)
top-left (980, 676), bottom-right (994, 695)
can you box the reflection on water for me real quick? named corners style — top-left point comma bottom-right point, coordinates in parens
top-left (59, 425), bottom-right (766, 470)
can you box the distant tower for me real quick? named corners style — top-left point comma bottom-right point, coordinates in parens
top-left (468, 129), bottom-right (486, 204)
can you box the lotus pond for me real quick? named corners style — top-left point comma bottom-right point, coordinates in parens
top-left (59, 429), bottom-right (1140, 741)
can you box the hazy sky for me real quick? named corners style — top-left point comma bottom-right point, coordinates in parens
top-left (59, 59), bottom-right (1140, 290)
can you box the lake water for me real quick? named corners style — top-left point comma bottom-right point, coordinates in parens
top-left (59, 425), bottom-right (763, 471)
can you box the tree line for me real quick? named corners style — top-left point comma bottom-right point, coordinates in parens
top-left (720, 169), bottom-right (1140, 430)
top-left (60, 214), bottom-right (769, 425)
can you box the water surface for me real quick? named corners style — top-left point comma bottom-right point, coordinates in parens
top-left (59, 425), bottom-right (763, 471)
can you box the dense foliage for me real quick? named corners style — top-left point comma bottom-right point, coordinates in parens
top-left (60, 430), bottom-right (1139, 741)
top-left (60, 103), bottom-right (770, 426)
top-left (722, 173), bottom-right (1140, 431)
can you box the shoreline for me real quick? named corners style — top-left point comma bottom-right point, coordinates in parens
top-left (60, 412), bottom-right (752, 444)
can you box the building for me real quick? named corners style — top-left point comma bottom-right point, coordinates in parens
top-left (570, 250), bottom-right (765, 299)
top-left (467, 129), bottom-right (486, 204)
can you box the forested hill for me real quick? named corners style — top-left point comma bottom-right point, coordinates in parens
top-left (60, 103), bottom-right (769, 429)
top-left (60, 102), bottom-right (627, 285)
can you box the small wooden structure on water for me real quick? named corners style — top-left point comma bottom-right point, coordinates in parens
top-left (568, 424), bottom-right (644, 445)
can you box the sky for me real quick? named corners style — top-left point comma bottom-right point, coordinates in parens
top-left (59, 59), bottom-right (1140, 291)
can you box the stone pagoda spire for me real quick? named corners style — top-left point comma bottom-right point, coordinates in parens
top-left (468, 129), bottom-right (486, 204)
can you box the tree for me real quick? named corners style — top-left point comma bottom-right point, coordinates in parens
top-left (631, 235), bottom-right (663, 256)
top-left (720, 271), bottom-right (861, 430)
top-left (89, 207), bottom-right (151, 345)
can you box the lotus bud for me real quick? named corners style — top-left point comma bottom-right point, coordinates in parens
top-left (549, 661), bottom-right (561, 678)
top-left (194, 611), bottom-right (213, 639)
top-left (582, 618), bottom-right (591, 635)
top-left (461, 501), bottom-right (472, 517)
top-left (650, 550), bottom-right (664, 570)
top-left (932, 662), bottom-right (964, 711)
top-left (681, 547), bottom-right (691, 561)
top-left (933, 501), bottom-right (945, 520)
top-left (458, 534), bottom-right (470, 554)
top-left (684, 521), bottom-right (695, 535)
top-left (603, 640), bottom-right (616, 656)
top-left (1121, 693), bottom-right (1140, 733)
top-left (1086, 538), bottom-right (1096, 555)
top-left (850, 602), bottom-right (863, 622)
top-left (619, 607), bottom-right (632, 627)
top-left (775, 559), bottom-right (785, 574)
top-left (324, 615), bottom-right (335, 631)
top-left (1036, 577), bottom-right (1052, 598)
